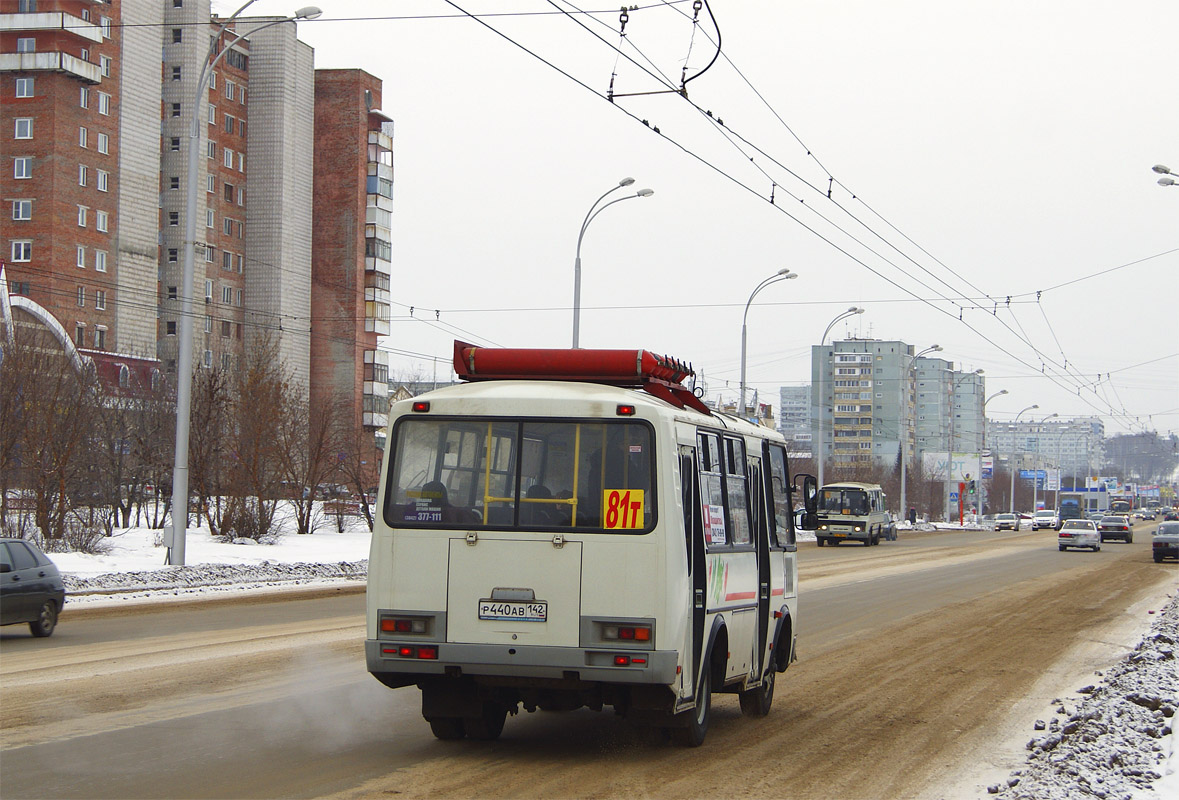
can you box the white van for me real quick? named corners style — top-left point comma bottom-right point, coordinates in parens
top-left (814, 482), bottom-right (890, 546)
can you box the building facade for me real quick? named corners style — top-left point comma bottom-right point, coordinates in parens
top-left (311, 69), bottom-right (392, 463)
top-left (777, 384), bottom-right (811, 450)
top-left (987, 417), bottom-right (1105, 480)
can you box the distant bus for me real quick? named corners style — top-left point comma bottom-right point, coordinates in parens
top-left (1109, 499), bottom-right (1132, 516)
top-left (814, 481), bottom-right (890, 547)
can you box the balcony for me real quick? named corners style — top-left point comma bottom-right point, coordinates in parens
top-left (0, 50), bottom-right (102, 83)
top-left (0, 12), bottom-right (103, 43)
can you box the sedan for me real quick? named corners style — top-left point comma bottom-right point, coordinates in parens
top-left (994, 513), bottom-right (1020, 531)
top-left (1097, 515), bottom-right (1133, 544)
top-left (0, 538), bottom-right (66, 637)
top-left (1058, 520), bottom-right (1100, 552)
top-left (1153, 521), bottom-right (1179, 563)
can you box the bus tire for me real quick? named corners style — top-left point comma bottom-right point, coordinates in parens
top-left (671, 666), bottom-right (711, 747)
top-left (739, 665), bottom-right (775, 717)
top-left (464, 702), bottom-right (507, 741)
top-left (816, 537), bottom-right (825, 547)
top-left (428, 717), bottom-right (466, 740)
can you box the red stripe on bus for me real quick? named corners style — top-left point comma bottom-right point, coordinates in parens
top-left (725, 591), bottom-right (757, 601)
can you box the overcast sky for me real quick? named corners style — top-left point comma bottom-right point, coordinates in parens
top-left (225, 1), bottom-right (1178, 438)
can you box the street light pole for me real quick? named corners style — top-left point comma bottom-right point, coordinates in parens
top-left (1152, 164), bottom-right (1176, 186)
top-left (899, 344), bottom-right (940, 523)
top-left (981, 388), bottom-right (1008, 514)
top-left (168, 1), bottom-right (321, 566)
top-left (572, 179), bottom-right (653, 348)
top-left (1009, 404), bottom-right (1038, 513)
top-left (740, 269), bottom-right (796, 417)
top-left (816, 306), bottom-right (865, 491)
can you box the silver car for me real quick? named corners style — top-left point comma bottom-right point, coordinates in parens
top-left (1153, 521), bottom-right (1179, 563)
top-left (1058, 520), bottom-right (1100, 552)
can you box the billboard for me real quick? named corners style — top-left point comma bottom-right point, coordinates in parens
top-left (922, 452), bottom-right (981, 482)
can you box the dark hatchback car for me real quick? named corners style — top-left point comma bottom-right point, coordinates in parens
top-left (1, 538), bottom-right (66, 637)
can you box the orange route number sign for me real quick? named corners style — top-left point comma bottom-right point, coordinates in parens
top-left (602, 489), bottom-right (644, 529)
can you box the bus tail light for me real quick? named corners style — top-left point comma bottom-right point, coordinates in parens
top-left (380, 616), bottom-right (427, 634)
top-left (411, 401), bottom-right (430, 413)
top-left (603, 624), bottom-right (651, 642)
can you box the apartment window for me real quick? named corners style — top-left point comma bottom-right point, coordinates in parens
top-left (224, 182), bottom-right (234, 201)
top-left (223, 217), bottom-right (233, 235)
top-left (204, 280), bottom-right (213, 301)
top-left (207, 175), bottom-right (215, 192)
top-left (95, 250), bottom-right (107, 272)
top-left (204, 246), bottom-right (214, 263)
top-left (170, 137), bottom-right (181, 152)
top-left (11, 241), bottom-right (31, 262)
top-left (239, 88), bottom-right (246, 105)
top-left (236, 289), bottom-right (243, 307)
top-left (171, 66), bottom-right (182, 81)
top-left (168, 248), bottom-right (178, 263)
top-left (206, 209), bottom-right (214, 228)
top-left (78, 205), bottom-right (88, 226)
top-left (222, 251), bottom-right (232, 270)
top-left (225, 81), bottom-right (235, 101)
top-left (207, 141), bottom-right (215, 159)
top-left (237, 152), bottom-right (244, 171)
top-left (80, 48), bottom-right (88, 62)
top-left (75, 324), bottom-right (86, 346)
top-left (236, 254), bottom-right (244, 272)
top-left (221, 353), bottom-right (231, 370)
top-left (166, 321), bottom-right (177, 336)
top-left (169, 176), bottom-right (180, 190)
top-left (77, 246), bottom-right (86, 267)
top-left (222, 286), bottom-right (233, 304)
top-left (100, 55), bottom-right (112, 77)
top-left (239, 120), bottom-right (246, 137)
top-left (15, 78), bottom-right (34, 98)
top-left (11, 200), bottom-right (31, 221)
top-left (97, 132), bottom-right (109, 154)
top-left (100, 16), bottom-right (111, 39)
top-left (97, 170), bottom-right (109, 192)
top-left (14, 157), bottom-right (32, 179)
top-left (79, 126), bottom-right (88, 147)
top-left (223, 148), bottom-right (233, 168)
top-left (209, 72), bottom-right (216, 90)
top-left (17, 37), bottom-right (35, 53)
top-left (171, 103), bottom-right (181, 118)
top-left (95, 290), bottom-right (106, 310)
top-left (15, 118), bottom-right (33, 138)
top-left (204, 315), bottom-right (212, 333)
top-left (202, 350), bottom-right (212, 368)
top-left (172, 0), bottom-right (183, 7)
top-left (9, 281), bottom-right (29, 296)
top-left (172, 28), bottom-right (182, 43)
top-left (208, 103), bottom-right (216, 124)
top-left (98, 92), bottom-right (110, 115)
top-left (168, 211), bottom-right (179, 226)
top-left (221, 320), bottom-right (231, 338)
top-left (237, 188), bottom-right (245, 205)
top-left (224, 115), bottom-right (234, 134)
top-left (96, 211), bottom-right (109, 232)
top-left (77, 286), bottom-right (86, 306)
top-left (80, 86), bottom-right (89, 108)
top-left (94, 327), bottom-right (106, 350)
top-left (167, 286), bottom-right (177, 300)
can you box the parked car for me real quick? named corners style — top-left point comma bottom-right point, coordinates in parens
top-left (881, 512), bottom-right (898, 541)
top-left (1058, 519), bottom-right (1101, 552)
top-left (1032, 509), bottom-right (1060, 531)
top-left (0, 538), bottom-right (66, 637)
top-left (995, 513), bottom-right (1021, 531)
top-left (1152, 522), bottom-right (1179, 563)
top-left (1097, 515), bottom-right (1133, 544)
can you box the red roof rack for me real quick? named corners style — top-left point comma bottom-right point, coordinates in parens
top-left (452, 340), bottom-right (711, 415)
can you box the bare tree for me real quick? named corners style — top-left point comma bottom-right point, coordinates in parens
top-left (277, 385), bottom-right (345, 535)
top-left (189, 362), bottom-right (234, 536)
top-left (336, 414), bottom-right (383, 532)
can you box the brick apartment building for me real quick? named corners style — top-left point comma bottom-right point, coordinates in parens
top-left (311, 68), bottom-right (392, 465)
top-left (3, 1), bottom-right (390, 465)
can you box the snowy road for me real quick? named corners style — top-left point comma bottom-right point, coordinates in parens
top-left (0, 528), bottom-right (1173, 799)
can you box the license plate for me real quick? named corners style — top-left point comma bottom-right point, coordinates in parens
top-left (478, 600), bottom-right (547, 622)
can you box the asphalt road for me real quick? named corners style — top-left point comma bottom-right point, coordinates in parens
top-left (1, 525), bottom-right (1173, 799)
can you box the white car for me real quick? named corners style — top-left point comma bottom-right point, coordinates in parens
top-left (995, 513), bottom-right (1021, 531)
top-left (1032, 509), bottom-right (1059, 531)
top-left (1058, 519), bottom-right (1101, 552)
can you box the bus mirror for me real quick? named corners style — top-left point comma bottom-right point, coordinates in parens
top-left (798, 474), bottom-right (818, 515)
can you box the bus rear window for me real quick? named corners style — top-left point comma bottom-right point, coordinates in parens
top-left (384, 418), bottom-right (655, 532)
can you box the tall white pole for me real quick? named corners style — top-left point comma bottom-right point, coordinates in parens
top-left (816, 307), bottom-right (864, 491)
top-left (740, 269), bottom-right (795, 417)
top-left (1009, 404), bottom-right (1038, 514)
top-left (168, 2), bottom-right (319, 564)
top-left (899, 344), bottom-right (940, 521)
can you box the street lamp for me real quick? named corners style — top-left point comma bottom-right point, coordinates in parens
top-left (815, 307), bottom-right (865, 489)
top-left (740, 268), bottom-right (797, 417)
top-left (1009, 404), bottom-right (1038, 513)
top-left (1153, 164), bottom-right (1176, 186)
top-left (169, 1), bottom-right (322, 566)
top-left (1031, 412), bottom-right (1058, 512)
top-left (980, 388), bottom-right (1008, 514)
top-left (898, 343), bottom-right (941, 523)
top-left (571, 178), bottom-right (654, 348)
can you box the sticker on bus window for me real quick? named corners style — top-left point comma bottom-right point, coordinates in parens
top-left (703, 504), bottom-right (727, 544)
top-left (602, 489), bottom-right (644, 529)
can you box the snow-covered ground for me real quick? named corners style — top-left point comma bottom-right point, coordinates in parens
top-left (33, 512), bottom-right (1178, 799)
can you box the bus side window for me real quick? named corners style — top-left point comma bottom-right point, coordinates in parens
top-left (724, 437), bottom-right (752, 547)
top-left (698, 433), bottom-right (727, 547)
top-left (767, 444), bottom-right (793, 547)
top-left (681, 450), bottom-right (698, 570)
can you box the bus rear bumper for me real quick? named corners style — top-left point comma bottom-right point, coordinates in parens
top-left (366, 639), bottom-right (679, 686)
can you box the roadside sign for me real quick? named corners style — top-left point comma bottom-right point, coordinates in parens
top-left (949, 492), bottom-right (959, 502)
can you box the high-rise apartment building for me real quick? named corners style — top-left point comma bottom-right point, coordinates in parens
top-left (311, 69), bottom-right (392, 466)
top-left (2, 0), bottom-right (161, 357)
top-left (912, 359), bottom-right (985, 456)
top-left (987, 417), bottom-right (1105, 478)
top-left (777, 385), bottom-right (811, 451)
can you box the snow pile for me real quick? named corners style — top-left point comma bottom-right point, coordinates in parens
top-left (64, 560), bottom-right (367, 597)
top-left (992, 592), bottom-right (1178, 800)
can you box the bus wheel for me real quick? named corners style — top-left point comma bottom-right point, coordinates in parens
top-left (427, 717), bottom-right (466, 740)
top-left (816, 537), bottom-right (825, 547)
top-left (671, 667), bottom-right (711, 747)
top-left (739, 666), bottom-right (775, 717)
top-left (464, 702), bottom-right (507, 741)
